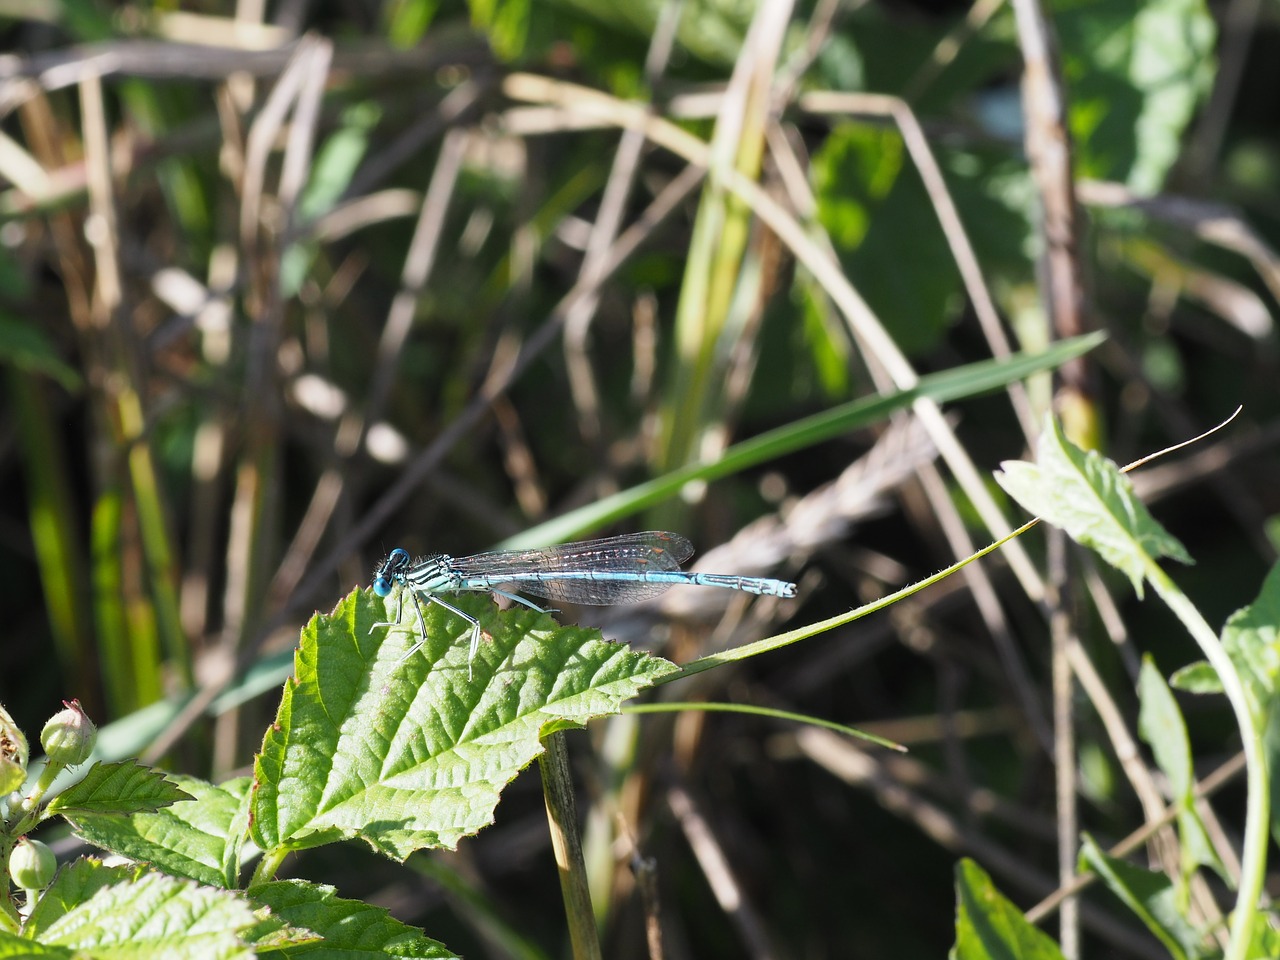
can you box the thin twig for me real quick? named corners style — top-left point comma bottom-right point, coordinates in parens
top-left (798, 90), bottom-right (1037, 440)
top-left (563, 0), bottom-right (681, 445)
top-left (1026, 752), bottom-right (1247, 923)
top-left (667, 783), bottom-right (780, 960)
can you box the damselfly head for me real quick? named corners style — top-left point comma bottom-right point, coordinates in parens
top-left (372, 547), bottom-right (412, 597)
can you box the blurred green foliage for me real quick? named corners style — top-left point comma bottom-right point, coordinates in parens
top-left (0, 0), bottom-right (1276, 955)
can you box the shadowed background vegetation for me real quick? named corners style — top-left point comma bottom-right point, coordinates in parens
top-left (1, 0), bottom-right (1279, 956)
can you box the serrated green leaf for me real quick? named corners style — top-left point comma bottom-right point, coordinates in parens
top-left (1078, 835), bottom-right (1207, 960)
top-left (1137, 657), bottom-right (1227, 881)
top-left (995, 416), bottom-right (1191, 597)
top-left (247, 880), bottom-right (457, 957)
top-left (1057, 0), bottom-right (1216, 194)
top-left (24, 860), bottom-right (151, 937)
top-left (37, 871), bottom-right (257, 959)
top-left (952, 858), bottom-right (1065, 960)
top-left (66, 776), bottom-right (251, 888)
top-left (47, 759), bottom-right (194, 817)
top-left (251, 588), bottom-right (676, 860)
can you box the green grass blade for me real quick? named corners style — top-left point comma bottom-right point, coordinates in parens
top-left (503, 332), bottom-right (1104, 548)
top-left (8, 370), bottom-right (91, 680)
top-left (625, 701), bottom-right (905, 751)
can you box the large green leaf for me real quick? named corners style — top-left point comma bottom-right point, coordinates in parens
top-left (23, 860), bottom-right (150, 938)
top-left (28, 866), bottom-right (257, 960)
top-left (1057, 0), bottom-right (1217, 194)
top-left (251, 588), bottom-right (675, 860)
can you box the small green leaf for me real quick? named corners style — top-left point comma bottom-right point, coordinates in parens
top-left (247, 880), bottom-right (458, 957)
top-left (1137, 657), bottom-right (1227, 880)
top-left (385, 0), bottom-right (438, 48)
top-left (251, 588), bottom-right (676, 861)
top-left (952, 858), bottom-right (1065, 959)
top-left (37, 871), bottom-right (257, 959)
top-left (1078, 835), bottom-right (1206, 960)
top-left (281, 103), bottom-right (382, 298)
top-left (1219, 560), bottom-right (1280, 726)
top-left (1138, 655), bottom-right (1194, 804)
top-left (470, 0), bottom-right (530, 60)
top-left (65, 776), bottom-right (251, 888)
top-left (1169, 661), bottom-right (1221, 694)
top-left (996, 416), bottom-right (1191, 597)
top-left (47, 759), bottom-right (194, 817)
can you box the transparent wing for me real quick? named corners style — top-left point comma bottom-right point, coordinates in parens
top-left (447, 531), bottom-right (695, 604)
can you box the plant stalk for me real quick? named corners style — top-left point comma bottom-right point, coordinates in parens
top-left (1146, 562), bottom-right (1266, 960)
top-left (539, 730), bottom-right (602, 960)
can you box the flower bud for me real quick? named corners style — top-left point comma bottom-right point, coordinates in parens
top-left (40, 700), bottom-right (96, 767)
top-left (8, 838), bottom-right (56, 891)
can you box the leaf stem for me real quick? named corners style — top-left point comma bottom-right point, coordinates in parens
top-left (1145, 561), bottom-right (1265, 960)
top-left (250, 845), bottom-right (289, 887)
top-left (538, 730), bottom-right (602, 960)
